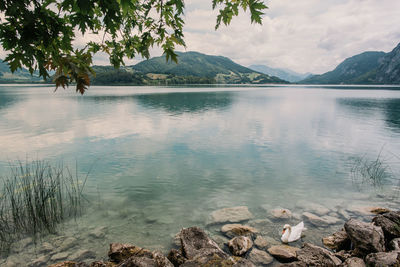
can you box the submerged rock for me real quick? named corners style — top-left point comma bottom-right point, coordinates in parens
top-left (270, 208), bottom-right (292, 219)
top-left (365, 251), bottom-right (400, 267)
top-left (89, 226), bottom-right (107, 239)
top-left (40, 242), bottom-right (55, 254)
top-left (344, 219), bottom-right (385, 256)
top-left (221, 224), bottom-right (258, 238)
top-left (302, 212), bottom-right (329, 226)
top-left (304, 203), bottom-right (330, 216)
top-left (59, 237), bottom-right (78, 251)
top-left (338, 209), bottom-right (351, 220)
top-left (248, 248), bottom-right (273, 266)
top-left (254, 236), bottom-right (270, 249)
top-left (322, 215), bottom-right (342, 225)
top-left (296, 243), bottom-right (342, 266)
top-left (210, 206), bottom-right (253, 224)
top-left (322, 230), bottom-right (351, 251)
top-left (51, 252), bottom-right (70, 262)
top-left (70, 249), bottom-right (96, 262)
top-left (267, 245), bottom-right (299, 262)
top-left (29, 255), bottom-right (50, 267)
top-left (347, 206), bottom-right (390, 216)
top-left (227, 236), bottom-right (253, 256)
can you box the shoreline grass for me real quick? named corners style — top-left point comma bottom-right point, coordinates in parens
top-left (0, 160), bottom-right (88, 254)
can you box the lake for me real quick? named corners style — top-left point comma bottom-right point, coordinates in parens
top-left (1, 84), bottom-right (400, 265)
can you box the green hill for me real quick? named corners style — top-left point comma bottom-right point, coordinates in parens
top-left (93, 52), bottom-right (287, 85)
top-left (133, 51), bottom-right (254, 77)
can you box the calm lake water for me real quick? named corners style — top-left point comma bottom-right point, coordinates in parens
top-left (1, 84), bottom-right (400, 265)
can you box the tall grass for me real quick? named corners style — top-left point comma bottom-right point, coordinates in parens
top-left (0, 160), bottom-right (88, 254)
top-left (350, 149), bottom-right (392, 190)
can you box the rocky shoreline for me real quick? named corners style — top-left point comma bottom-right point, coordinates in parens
top-left (45, 207), bottom-right (400, 267)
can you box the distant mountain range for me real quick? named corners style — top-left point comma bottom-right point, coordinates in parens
top-left (0, 61), bottom-right (42, 83)
top-left (91, 51), bottom-right (287, 85)
top-left (248, 65), bottom-right (311, 82)
top-left (301, 42), bottom-right (400, 84)
top-left (1, 43), bottom-right (400, 86)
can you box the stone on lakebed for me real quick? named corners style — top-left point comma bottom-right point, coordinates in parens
top-left (270, 208), bottom-right (292, 219)
top-left (248, 248), bottom-right (273, 266)
top-left (221, 223), bottom-right (258, 238)
top-left (209, 206), bottom-right (253, 224)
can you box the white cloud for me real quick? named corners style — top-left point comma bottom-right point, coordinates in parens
top-left (179, 0), bottom-right (400, 74)
top-left (1, 0), bottom-right (399, 74)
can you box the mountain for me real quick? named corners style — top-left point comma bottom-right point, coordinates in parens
top-left (300, 42), bottom-right (400, 85)
top-left (300, 51), bottom-right (386, 84)
top-left (2, 52), bottom-right (288, 86)
top-left (248, 64), bottom-right (311, 82)
top-left (375, 43), bottom-right (400, 84)
top-left (124, 51), bottom-right (288, 85)
top-left (0, 61), bottom-right (42, 83)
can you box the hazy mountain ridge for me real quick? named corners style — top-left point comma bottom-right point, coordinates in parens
top-left (301, 42), bottom-right (400, 84)
top-left (248, 64), bottom-right (311, 82)
top-left (375, 43), bottom-right (400, 84)
top-left (0, 61), bottom-right (42, 83)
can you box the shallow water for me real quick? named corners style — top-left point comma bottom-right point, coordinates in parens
top-left (1, 84), bottom-right (400, 265)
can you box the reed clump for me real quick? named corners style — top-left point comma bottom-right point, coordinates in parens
top-left (0, 160), bottom-right (87, 254)
top-left (351, 152), bottom-right (391, 190)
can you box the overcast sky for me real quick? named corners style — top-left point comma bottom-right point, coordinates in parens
top-left (2, 0), bottom-right (400, 74)
top-left (174, 0), bottom-right (400, 74)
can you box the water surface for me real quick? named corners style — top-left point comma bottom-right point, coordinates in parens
top-left (1, 84), bottom-right (400, 264)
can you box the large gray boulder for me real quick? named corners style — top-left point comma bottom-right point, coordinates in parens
top-left (267, 245), bottom-right (299, 262)
top-left (108, 243), bottom-right (173, 267)
top-left (365, 251), bottom-right (399, 267)
top-left (296, 243), bottom-right (342, 266)
top-left (179, 227), bottom-right (254, 266)
top-left (179, 227), bottom-right (227, 260)
top-left (344, 219), bottom-right (385, 256)
top-left (372, 211), bottom-right (400, 241)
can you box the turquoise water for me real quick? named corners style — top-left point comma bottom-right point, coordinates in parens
top-left (1, 84), bottom-right (400, 265)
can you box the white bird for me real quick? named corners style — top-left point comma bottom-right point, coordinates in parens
top-left (281, 221), bottom-right (305, 243)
